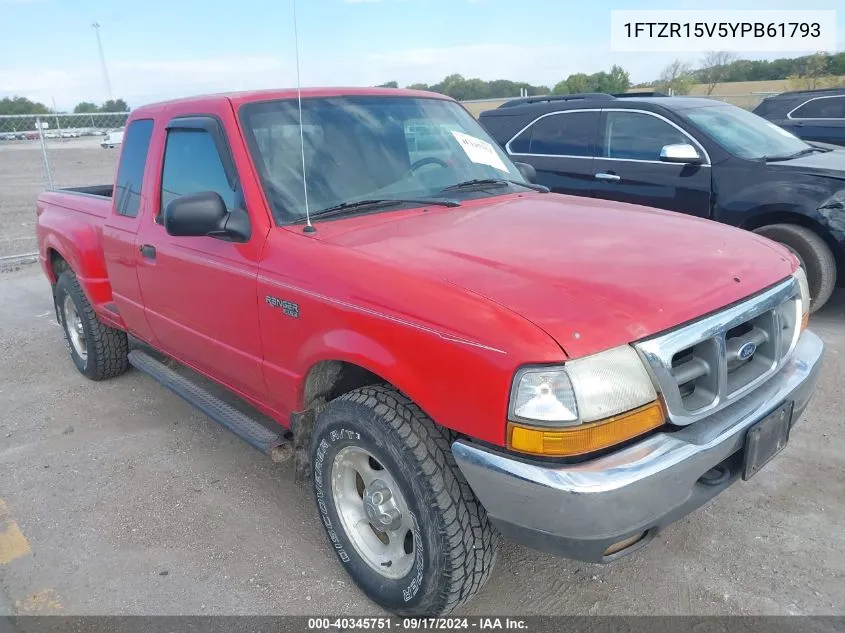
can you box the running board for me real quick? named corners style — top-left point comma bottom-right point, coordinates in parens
top-left (128, 350), bottom-right (292, 462)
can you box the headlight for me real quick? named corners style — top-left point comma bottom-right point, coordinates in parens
top-left (793, 267), bottom-right (810, 330)
top-left (509, 345), bottom-right (657, 426)
top-left (508, 345), bottom-right (665, 457)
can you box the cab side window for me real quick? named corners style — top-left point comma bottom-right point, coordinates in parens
top-left (160, 129), bottom-right (235, 214)
top-left (114, 119), bottom-right (154, 217)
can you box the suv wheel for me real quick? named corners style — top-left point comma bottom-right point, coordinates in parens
top-left (754, 224), bottom-right (836, 313)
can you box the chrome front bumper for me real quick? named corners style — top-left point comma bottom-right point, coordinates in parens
top-left (452, 330), bottom-right (824, 563)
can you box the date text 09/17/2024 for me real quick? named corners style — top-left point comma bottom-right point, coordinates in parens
top-left (307, 618), bottom-right (529, 630)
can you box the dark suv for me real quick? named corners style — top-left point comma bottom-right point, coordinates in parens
top-left (479, 93), bottom-right (845, 312)
top-left (753, 88), bottom-right (845, 148)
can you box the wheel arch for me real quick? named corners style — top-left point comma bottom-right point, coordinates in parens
top-left (289, 345), bottom-right (437, 483)
top-left (47, 247), bottom-right (71, 284)
top-left (740, 208), bottom-right (844, 276)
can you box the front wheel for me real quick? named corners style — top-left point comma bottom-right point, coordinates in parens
top-left (310, 386), bottom-right (498, 615)
top-left (754, 223), bottom-right (837, 313)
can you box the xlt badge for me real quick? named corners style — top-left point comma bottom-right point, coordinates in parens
top-left (265, 295), bottom-right (300, 318)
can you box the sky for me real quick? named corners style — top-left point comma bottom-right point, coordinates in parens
top-left (0, 0), bottom-right (842, 111)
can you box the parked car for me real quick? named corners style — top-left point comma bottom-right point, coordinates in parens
top-left (480, 93), bottom-right (845, 312)
top-left (36, 87), bottom-right (822, 616)
top-left (754, 88), bottom-right (845, 148)
top-left (101, 130), bottom-right (123, 148)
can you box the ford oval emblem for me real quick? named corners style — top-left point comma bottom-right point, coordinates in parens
top-left (738, 342), bottom-right (757, 360)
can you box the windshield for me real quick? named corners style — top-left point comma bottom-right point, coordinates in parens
top-left (685, 104), bottom-right (810, 160)
top-left (239, 96), bottom-right (525, 223)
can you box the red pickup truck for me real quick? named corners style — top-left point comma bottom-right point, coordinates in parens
top-left (36, 87), bottom-right (823, 615)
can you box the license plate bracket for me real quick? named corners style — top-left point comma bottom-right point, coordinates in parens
top-left (743, 401), bottom-right (793, 481)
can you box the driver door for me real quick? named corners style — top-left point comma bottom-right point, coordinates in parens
top-left (592, 109), bottom-right (712, 218)
top-left (135, 107), bottom-right (269, 403)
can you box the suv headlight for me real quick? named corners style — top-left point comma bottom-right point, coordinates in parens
top-left (508, 345), bottom-right (665, 457)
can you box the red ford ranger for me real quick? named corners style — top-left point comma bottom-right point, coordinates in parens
top-left (36, 88), bottom-right (823, 615)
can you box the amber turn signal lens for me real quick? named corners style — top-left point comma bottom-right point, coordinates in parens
top-left (508, 401), bottom-right (665, 457)
top-left (801, 311), bottom-right (809, 332)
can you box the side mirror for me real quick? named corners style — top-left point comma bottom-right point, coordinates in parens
top-left (659, 143), bottom-right (702, 164)
top-left (164, 191), bottom-right (250, 242)
top-left (514, 161), bottom-right (537, 183)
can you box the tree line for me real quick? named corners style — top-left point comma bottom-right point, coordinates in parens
top-left (0, 97), bottom-right (130, 116)
top-left (3, 50), bottom-right (843, 116)
top-left (649, 51), bottom-right (845, 95)
top-left (387, 76), bottom-right (551, 100)
top-left (385, 52), bottom-right (844, 100)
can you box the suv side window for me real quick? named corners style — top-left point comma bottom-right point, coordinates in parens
top-left (509, 111), bottom-right (598, 157)
top-left (160, 129), bottom-right (236, 214)
top-left (113, 119), bottom-right (154, 217)
top-left (791, 96), bottom-right (845, 119)
top-left (602, 111), bottom-right (689, 161)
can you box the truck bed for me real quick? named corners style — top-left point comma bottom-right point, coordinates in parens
top-left (37, 187), bottom-right (112, 220)
top-left (63, 184), bottom-right (114, 198)
top-left (36, 186), bottom-right (117, 328)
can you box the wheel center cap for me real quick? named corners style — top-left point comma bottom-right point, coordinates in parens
top-left (363, 479), bottom-right (402, 531)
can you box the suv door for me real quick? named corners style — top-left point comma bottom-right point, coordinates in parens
top-left (505, 109), bottom-right (599, 197)
top-left (785, 95), bottom-right (845, 147)
top-left (592, 109), bottom-right (712, 217)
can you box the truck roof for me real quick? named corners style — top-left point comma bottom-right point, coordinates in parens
top-left (132, 87), bottom-right (453, 116)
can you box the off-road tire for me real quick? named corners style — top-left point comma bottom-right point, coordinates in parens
top-left (55, 271), bottom-right (129, 380)
top-left (754, 223), bottom-right (837, 313)
top-left (310, 385), bottom-right (499, 616)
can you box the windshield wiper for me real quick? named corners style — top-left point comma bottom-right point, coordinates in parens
top-left (762, 147), bottom-right (823, 162)
top-left (439, 178), bottom-right (549, 194)
top-left (306, 197), bottom-right (461, 222)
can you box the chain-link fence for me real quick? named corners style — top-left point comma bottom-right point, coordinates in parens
top-left (0, 111), bottom-right (128, 139)
top-left (0, 112), bottom-right (128, 260)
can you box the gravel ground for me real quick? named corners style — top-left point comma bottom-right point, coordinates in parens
top-left (0, 265), bottom-right (843, 617)
top-left (0, 140), bottom-right (118, 258)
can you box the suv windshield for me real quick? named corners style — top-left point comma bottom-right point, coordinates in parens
top-left (685, 104), bottom-right (811, 160)
top-left (240, 96), bottom-right (526, 223)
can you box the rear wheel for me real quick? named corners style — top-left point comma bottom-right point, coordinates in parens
top-left (754, 223), bottom-right (836, 313)
top-left (310, 385), bottom-right (498, 615)
top-left (55, 271), bottom-right (129, 380)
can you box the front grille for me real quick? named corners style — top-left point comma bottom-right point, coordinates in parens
top-left (635, 278), bottom-right (801, 426)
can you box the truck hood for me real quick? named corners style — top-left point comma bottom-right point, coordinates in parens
top-left (320, 194), bottom-right (796, 358)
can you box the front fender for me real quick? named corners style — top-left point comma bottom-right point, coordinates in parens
top-left (295, 328), bottom-right (427, 414)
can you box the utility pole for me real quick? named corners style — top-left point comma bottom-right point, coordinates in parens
top-left (91, 22), bottom-right (113, 100)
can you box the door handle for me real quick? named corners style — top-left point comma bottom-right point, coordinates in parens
top-left (139, 244), bottom-right (156, 260)
top-left (595, 172), bottom-right (621, 182)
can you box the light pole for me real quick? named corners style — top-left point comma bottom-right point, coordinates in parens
top-left (91, 22), bottom-right (113, 100)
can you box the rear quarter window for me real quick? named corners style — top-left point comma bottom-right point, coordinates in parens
top-left (508, 111), bottom-right (598, 157)
top-left (791, 96), bottom-right (845, 119)
top-left (113, 119), bottom-right (154, 218)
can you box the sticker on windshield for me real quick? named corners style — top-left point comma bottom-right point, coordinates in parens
top-left (451, 131), bottom-right (509, 173)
